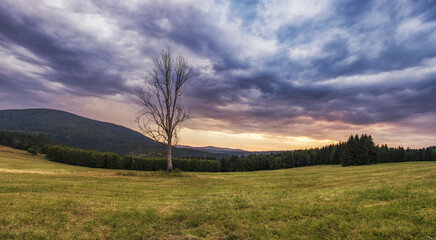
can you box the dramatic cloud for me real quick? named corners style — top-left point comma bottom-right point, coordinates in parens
top-left (1, 0), bottom-right (435, 150)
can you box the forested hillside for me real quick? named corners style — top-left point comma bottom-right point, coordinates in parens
top-left (0, 109), bottom-right (222, 158)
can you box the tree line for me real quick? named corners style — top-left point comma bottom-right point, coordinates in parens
top-left (1, 130), bottom-right (434, 172)
top-left (0, 131), bottom-right (220, 171)
top-left (0, 131), bottom-right (52, 154)
top-left (219, 134), bottom-right (435, 171)
top-left (46, 145), bottom-right (220, 172)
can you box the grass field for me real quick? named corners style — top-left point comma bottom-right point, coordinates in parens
top-left (0, 146), bottom-right (435, 239)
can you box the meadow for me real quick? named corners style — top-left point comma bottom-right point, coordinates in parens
top-left (0, 145), bottom-right (434, 239)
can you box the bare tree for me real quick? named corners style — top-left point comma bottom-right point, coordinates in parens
top-left (136, 49), bottom-right (192, 172)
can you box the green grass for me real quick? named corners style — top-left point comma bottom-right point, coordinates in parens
top-left (0, 146), bottom-right (435, 239)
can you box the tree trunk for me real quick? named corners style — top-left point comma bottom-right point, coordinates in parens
top-left (167, 141), bottom-right (173, 172)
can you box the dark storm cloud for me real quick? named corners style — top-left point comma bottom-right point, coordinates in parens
top-left (183, 0), bottom-right (436, 127)
top-left (129, 3), bottom-right (250, 72)
top-left (1, 0), bottom-right (436, 136)
top-left (0, 3), bottom-right (128, 99)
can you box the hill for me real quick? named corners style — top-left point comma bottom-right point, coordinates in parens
top-left (178, 145), bottom-right (250, 155)
top-left (178, 145), bottom-right (287, 156)
top-left (0, 108), bottom-right (222, 158)
top-left (0, 146), bottom-right (434, 239)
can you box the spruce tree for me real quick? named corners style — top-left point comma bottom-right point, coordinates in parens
top-left (341, 135), bottom-right (355, 166)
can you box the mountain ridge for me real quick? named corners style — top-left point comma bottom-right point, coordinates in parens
top-left (177, 145), bottom-right (250, 155)
top-left (0, 108), bottom-right (224, 158)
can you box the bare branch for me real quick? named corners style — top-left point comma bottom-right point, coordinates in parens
top-left (135, 49), bottom-right (193, 172)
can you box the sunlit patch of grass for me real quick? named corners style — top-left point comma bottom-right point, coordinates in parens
top-left (0, 146), bottom-right (435, 239)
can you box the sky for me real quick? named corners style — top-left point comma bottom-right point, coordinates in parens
top-left (1, 0), bottom-right (436, 151)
